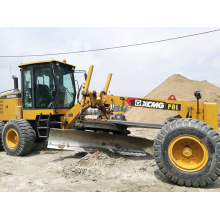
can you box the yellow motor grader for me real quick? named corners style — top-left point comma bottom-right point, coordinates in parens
top-left (0, 59), bottom-right (219, 188)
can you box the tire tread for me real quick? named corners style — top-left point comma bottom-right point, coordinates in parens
top-left (154, 118), bottom-right (220, 188)
top-left (2, 119), bottom-right (36, 156)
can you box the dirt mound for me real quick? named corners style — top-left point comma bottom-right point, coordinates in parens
top-left (125, 74), bottom-right (220, 124)
top-left (62, 151), bottom-right (155, 184)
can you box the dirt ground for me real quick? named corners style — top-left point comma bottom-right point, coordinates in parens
top-left (1, 128), bottom-right (220, 192)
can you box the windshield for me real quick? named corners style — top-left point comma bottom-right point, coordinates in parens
top-left (34, 66), bottom-right (56, 108)
top-left (55, 65), bottom-right (76, 108)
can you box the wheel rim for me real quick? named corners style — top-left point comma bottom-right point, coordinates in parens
top-left (168, 135), bottom-right (208, 172)
top-left (6, 128), bottom-right (19, 149)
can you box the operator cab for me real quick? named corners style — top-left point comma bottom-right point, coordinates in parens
top-left (19, 60), bottom-right (76, 110)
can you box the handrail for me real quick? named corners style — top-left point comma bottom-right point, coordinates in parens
top-left (0, 89), bottom-right (19, 95)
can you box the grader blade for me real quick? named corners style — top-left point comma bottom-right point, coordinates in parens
top-left (47, 128), bottom-right (154, 154)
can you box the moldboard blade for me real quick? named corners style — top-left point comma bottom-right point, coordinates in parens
top-left (47, 129), bottom-right (154, 154)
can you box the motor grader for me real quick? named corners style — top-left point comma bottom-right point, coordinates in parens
top-left (0, 59), bottom-right (219, 188)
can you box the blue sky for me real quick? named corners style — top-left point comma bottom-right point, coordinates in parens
top-left (0, 27), bottom-right (219, 98)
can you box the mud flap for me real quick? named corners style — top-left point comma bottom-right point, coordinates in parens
top-left (47, 129), bottom-right (154, 154)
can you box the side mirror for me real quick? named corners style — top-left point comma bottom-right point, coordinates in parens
top-left (194, 90), bottom-right (202, 99)
top-left (84, 73), bottom-right (87, 81)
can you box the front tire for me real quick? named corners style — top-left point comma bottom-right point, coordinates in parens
top-left (0, 120), bottom-right (5, 150)
top-left (154, 118), bottom-right (220, 187)
top-left (2, 119), bottom-right (36, 156)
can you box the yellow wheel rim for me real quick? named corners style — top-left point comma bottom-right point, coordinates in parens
top-left (6, 128), bottom-right (19, 149)
top-left (168, 135), bottom-right (208, 172)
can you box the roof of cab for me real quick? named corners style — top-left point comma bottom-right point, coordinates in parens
top-left (18, 60), bottom-right (76, 68)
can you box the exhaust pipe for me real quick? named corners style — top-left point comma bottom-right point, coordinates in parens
top-left (12, 75), bottom-right (19, 91)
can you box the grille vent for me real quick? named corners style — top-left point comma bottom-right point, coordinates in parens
top-left (0, 101), bottom-right (3, 115)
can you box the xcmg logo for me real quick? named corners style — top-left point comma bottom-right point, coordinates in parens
top-left (126, 98), bottom-right (182, 111)
top-left (134, 99), bottom-right (165, 109)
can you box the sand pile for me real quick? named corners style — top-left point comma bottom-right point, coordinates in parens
top-left (62, 151), bottom-right (156, 187)
top-left (125, 74), bottom-right (220, 124)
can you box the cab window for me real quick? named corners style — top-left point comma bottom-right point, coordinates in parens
top-left (34, 66), bottom-right (56, 108)
top-left (23, 69), bottom-right (32, 108)
top-left (55, 65), bottom-right (75, 108)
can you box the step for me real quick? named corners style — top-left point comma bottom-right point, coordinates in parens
top-left (38, 119), bottom-right (49, 121)
top-left (38, 136), bottom-right (48, 138)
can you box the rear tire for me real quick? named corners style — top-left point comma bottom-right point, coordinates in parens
top-left (0, 120), bottom-right (5, 150)
top-left (154, 118), bottom-right (220, 187)
top-left (2, 119), bottom-right (36, 156)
